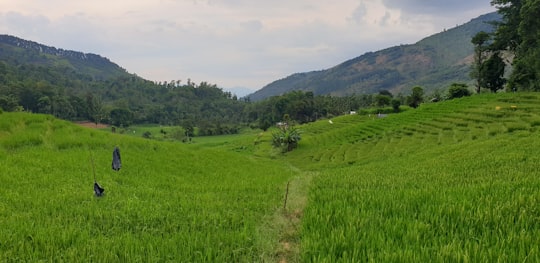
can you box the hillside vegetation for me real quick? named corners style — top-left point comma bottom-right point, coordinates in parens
top-left (1, 92), bottom-right (539, 261)
top-left (0, 35), bottom-right (393, 134)
top-left (249, 12), bottom-right (501, 100)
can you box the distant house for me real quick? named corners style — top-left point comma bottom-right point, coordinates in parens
top-left (276, 122), bottom-right (288, 129)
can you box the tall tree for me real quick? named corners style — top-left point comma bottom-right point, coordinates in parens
top-left (407, 86), bottom-right (424, 108)
top-left (490, 0), bottom-right (523, 52)
top-left (110, 108), bottom-right (134, 127)
top-left (85, 93), bottom-right (105, 126)
top-left (482, 52), bottom-right (507, 92)
top-left (510, 0), bottom-right (540, 90)
top-left (471, 31), bottom-right (491, 93)
top-left (490, 0), bottom-right (540, 90)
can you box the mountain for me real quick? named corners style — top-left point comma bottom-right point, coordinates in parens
top-left (249, 12), bottom-right (502, 101)
top-left (0, 34), bottom-right (129, 81)
top-left (0, 34), bottom-right (246, 131)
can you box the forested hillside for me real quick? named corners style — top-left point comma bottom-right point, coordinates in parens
top-left (249, 12), bottom-right (501, 101)
top-left (0, 35), bottom-right (248, 132)
top-left (0, 35), bottom-right (388, 134)
top-left (0, 34), bottom-right (127, 80)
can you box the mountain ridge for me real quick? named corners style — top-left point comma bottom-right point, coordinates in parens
top-left (0, 34), bottom-right (128, 81)
top-left (248, 12), bottom-right (501, 101)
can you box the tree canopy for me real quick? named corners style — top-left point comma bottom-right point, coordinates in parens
top-left (490, 0), bottom-right (540, 90)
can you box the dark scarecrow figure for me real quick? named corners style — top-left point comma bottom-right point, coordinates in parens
top-left (94, 182), bottom-right (105, 197)
top-left (90, 152), bottom-right (104, 197)
top-left (112, 146), bottom-right (122, 171)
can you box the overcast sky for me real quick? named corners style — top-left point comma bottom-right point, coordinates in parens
top-left (1, 0), bottom-right (495, 95)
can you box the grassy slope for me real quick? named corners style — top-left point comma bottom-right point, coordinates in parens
top-left (0, 113), bottom-right (296, 262)
top-left (286, 93), bottom-right (540, 262)
top-left (1, 92), bottom-right (540, 262)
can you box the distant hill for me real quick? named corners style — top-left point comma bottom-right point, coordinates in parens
top-left (0, 34), bottom-right (246, 130)
top-left (0, 34), bottom-right (129, 81)
top-left (249, 12), bottom-right (501, 101)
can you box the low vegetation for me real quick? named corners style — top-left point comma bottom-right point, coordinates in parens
top-left (0, 113), bottom-right (296, 262)
top-left (271, 124), bottom-right (301, 153)
top-left (1, 2), bottom-right (539, 261)
top-left (291, 93), bottom-right (540, 262)
top-left (1, 92), bottom-right (539, 262)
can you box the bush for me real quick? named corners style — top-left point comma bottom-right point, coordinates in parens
top-left (447, 83), bottom-right (471, 99)
top-left (391, 99), bottom-right (401, 112)
top-left (142, 131), bottom-right (152, 139)
top-left (271, 126), bottom-right (301, 153)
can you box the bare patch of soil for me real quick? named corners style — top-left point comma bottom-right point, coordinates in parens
top-left (75, 121), bottom-right (109, 129)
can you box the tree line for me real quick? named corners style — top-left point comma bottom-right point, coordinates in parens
top-left (1, 0), bottom-right (539, 136)
top-left (0, 60), bottom-right (407, 134)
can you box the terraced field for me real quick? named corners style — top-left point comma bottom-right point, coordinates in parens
top-left (290, 93), bottom-right (540, 262)
top-left (1, 92), bottom-right (539, 262)
top-left (290, 93), bottom-right (540, 169)
top-left (0, 113), bottom-right (296, 262)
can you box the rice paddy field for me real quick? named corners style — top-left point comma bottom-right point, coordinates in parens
top-left (1, 92), bottom-right (540, 262)
top-left (0, 113), bottom-right (295, 262)
top-left (293, 93), bottom-right (540, 262)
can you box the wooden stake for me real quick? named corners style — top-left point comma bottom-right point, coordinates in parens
top-left (90, 151), bottom-right (97, 183)
top-left (283, 181), bottom-right (290, 211)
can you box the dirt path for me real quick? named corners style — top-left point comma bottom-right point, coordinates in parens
top-left (275, 171), bottom-right (315, 263)
top-left (75, 121), bottom-right (109, 129)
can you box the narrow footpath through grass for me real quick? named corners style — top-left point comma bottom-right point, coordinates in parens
top-left (273, 170), bottom-right (315, 263)
top-left (186, 130), bottom-right (314, 262)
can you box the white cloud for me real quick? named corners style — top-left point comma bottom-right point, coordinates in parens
top-left (0, 0), bottom-right (496, 92)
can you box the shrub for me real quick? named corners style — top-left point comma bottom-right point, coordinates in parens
top-left (447, 83), bottom-right (471, 99)
top-left (271, 126), bottom-right (301, 153)
top-left (391, 99), bottom-right (401, 112)
top-left (142, 131), bottom-right (152, 139)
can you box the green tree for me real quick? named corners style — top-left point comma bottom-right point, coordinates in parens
top-left (509, 0), bottom-right (540, 90)
top-left (37, 96), bottom-right (52, 114)
top-left (482, 52), bottom-right (507, 92)
top-left (170, 126), bottom-right (187, 141)
top-left (491, 0), bottom-right (523, 52)
top-left (85, 93), bottom-right (105, 125)
top-left (471, 31), bottom-right (491, 93)
top-left (375, 94), bottom-right (391, 107)
top-left (490, 0), bottom-right (539, 90)
top-left (447, 83), bottom-right (471, 99)
top-left (52, 95), bottom-right (75, 119)
top-left (391, 99), bottom-right (401, 113)
top-left (0, 94), bottom-right (19, 111)
top-left (378, 90), bottom-right (393, 98)
top-left (110, 108), bottom-right (134, 127)
top-left (407, 86), bottom-right (424, 108)
top-left (18, 85), bottom-right (40, 112)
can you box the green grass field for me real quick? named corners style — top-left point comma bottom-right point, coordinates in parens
top-left (0, 113), bottom-right (295, 262)
top-left (1, 93), bottom-right (539, 262)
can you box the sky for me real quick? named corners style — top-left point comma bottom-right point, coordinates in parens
top-left (1, 0), bottom-right (496, 96)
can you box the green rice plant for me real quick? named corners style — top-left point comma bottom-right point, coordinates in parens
top-left (3, 92), bottom-right (540, 262)
top-left (0, 113), bottom-right (296, 262)
top-left (293, 93), bottom-right (540, 262)
top-left (300, 136), bottom-right (540, 262)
